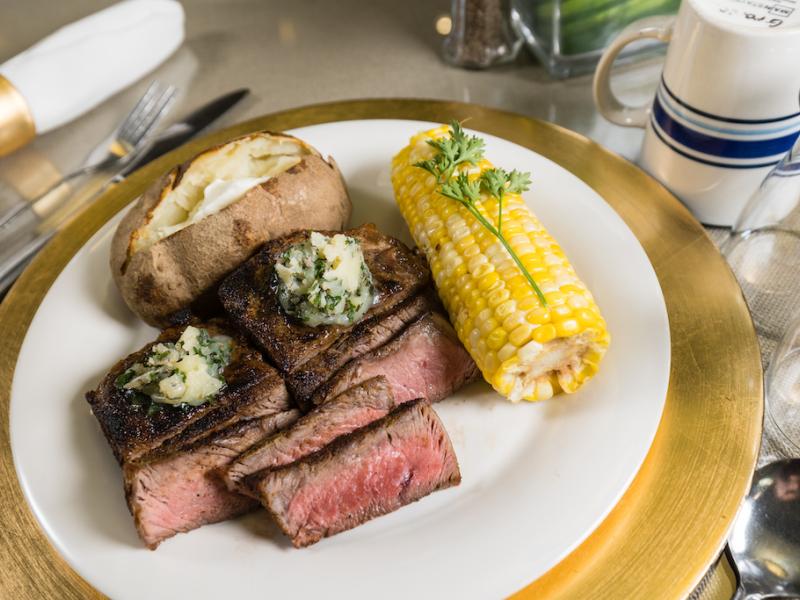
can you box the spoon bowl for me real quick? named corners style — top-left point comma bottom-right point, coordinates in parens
top-left (729, 459), bottom-right (800, 599)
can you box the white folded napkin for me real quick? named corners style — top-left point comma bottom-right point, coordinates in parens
top-left (0, 0), bottom-right (185, 134)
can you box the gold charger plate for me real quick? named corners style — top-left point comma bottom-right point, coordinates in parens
top-left (0, 99), bottom-right (762, 599)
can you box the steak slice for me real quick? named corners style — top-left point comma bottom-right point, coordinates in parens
top-left (86, 319), bottom-right (291, 464)
top-left (286, 294), bottom-right (431, 407)
top-left (218, 224), bottom-right (430, 373)
top-left (124, 409), bottom-right (299, 549)
top-left (253, 400), bottom-right (460, 547)
top-left (225, 376), bottom-right (403, 495)
top-left (310, 312), bottom-right (479, 407)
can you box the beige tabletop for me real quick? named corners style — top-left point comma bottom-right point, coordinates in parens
top-left (0, 0), bottom-right (664, 177)
top-left (0, 1), bottom-right (749, 598)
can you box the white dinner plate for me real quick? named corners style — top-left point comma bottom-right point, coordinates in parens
top-left (9, 119), bottom-right (670, 599)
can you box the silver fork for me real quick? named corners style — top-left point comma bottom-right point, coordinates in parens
top-left (0, 81), bottom-right (177, 230)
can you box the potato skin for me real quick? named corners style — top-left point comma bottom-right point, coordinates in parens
top-left (111, 147), bottom-right (351, 327)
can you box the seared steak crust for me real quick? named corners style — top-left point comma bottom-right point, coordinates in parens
top-left (286, 294), bottom-right (431, 408)
top-left (218, 224), bottom-right (430, 373)
top-left (124, 409), bottom-right (299, 549)
top-left (310, 312), bottom-right (479, 407)
top-left (253, 400), bottom-right (461, 548)
top-left (86, 319), bottom-right (290, 464)
top-left (225, 376), bottom-right (401, 494)
top-left (144, 374), bottom-right (290, 460)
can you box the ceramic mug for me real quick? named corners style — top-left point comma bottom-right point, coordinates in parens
top-left (593, 0), bottom-right (800, 226)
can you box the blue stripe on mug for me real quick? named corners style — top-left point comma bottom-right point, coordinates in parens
top-left (656, 87), bottom-right (800, 138)
top-left (652, 96), bottom-right (800, 161)
top-left (661, 78), bottom-right (800, 125)
top-left (649, 116), bottom-right (782, 170)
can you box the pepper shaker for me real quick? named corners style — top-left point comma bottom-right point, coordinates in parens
top-left (442, 0), bottom-right (521, 69)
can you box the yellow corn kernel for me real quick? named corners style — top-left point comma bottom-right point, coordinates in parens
top-left (574, 308), bottom-right (597, 327)
top-left (502, 312), bottom-right (526, 332)
top-left (532, 324), bottom-right (557, 344)
top-left (469, 295), bottom-right (487, 314)
top-left (555, 318), bottom-right (580, 337)
top-left (495, 299), bottom-right (517, 320)
top-left (567, 294), bottom-right (589, 310)
top-left (480, 317), bottom-right (500, 337)
top-left (497, 342), bottom-right (518, 362)
top-left (477, 270), bottom-right (499, 290)
top-left (483, 351), bottom-right (499, 375)
top-left (526, 307), bottom-right (551, 325)
top-left (456, 235), bottom-right (476, 251)
top-left (509, 323), bottom-right (534, 347)
top-left (517, 295), bottom-right (539, 312)
top-left (486, 328), bottom-right (508, 351)
top-left (487, 287), bottom-right (511, 308)
top-left (551, 304), bottom-right (572, 319)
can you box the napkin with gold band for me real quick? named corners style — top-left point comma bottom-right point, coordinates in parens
top-left (0, 0), bottom-right (184, 156)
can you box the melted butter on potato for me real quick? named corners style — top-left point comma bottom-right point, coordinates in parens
top-left (131, 134), bottom-right (315, 254)
top-left (156, 176), bottom-right (271, 239)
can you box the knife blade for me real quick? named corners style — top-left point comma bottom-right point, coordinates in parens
top-left (0, 88), bottom-right (250, 295)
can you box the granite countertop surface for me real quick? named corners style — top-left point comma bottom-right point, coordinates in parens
top-left (0, 0), bottom-right (660, 177)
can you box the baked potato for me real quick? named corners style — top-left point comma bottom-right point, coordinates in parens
top-left (111, 131), bottom-right (351, 326)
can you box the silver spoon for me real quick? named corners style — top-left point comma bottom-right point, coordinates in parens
top-left (729, 459), bottom-right (800, 599)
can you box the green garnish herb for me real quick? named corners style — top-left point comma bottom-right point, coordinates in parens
top-left (114, 369), bottom-right (136, 388)
top-left (414, 121), bottom-right (547, 306)
top-left (415, 121), bottom-right (485, 182)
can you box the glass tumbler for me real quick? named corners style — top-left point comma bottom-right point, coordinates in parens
top-left (765, 311), bottom-right (800, 454)
top-left (723, 137), bottom-right (800, 342)
top-left (510, 0), bottom-right (679, 78)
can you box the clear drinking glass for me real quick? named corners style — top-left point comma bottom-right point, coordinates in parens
top-left (723, 137), bottom-right (800, 342)
top-left (765, 311), bottom-right (800, 454)
top-left (510, 0), bottom-right (679, 78)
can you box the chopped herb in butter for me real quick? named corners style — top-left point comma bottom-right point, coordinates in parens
top-left (115, 326), bottom-right (232, 409)
top-left (275, 232), bottom-right (374, 327)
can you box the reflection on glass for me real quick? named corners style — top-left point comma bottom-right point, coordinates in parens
top-left (723, 137), bottom-right (800, 342)
top-left (511, 0), bottom-right (679, 77)
top-left (765, 312), bottom-right (800, 453)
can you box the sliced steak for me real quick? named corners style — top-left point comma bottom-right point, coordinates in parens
top-left (310, 312), bottom-right (479, 407)
top-left (218, 224), bottom-right (430, 373)
top-left (253, 400), bottom-right (460, 547)
top-left (225, 376), bottom-right (402, 495)
top-left (286, 294), bottom-right (431, 407)
top-left (86, 319), bottom-right (291, 464)
top-left (124, 409), bottom-right (299, 549)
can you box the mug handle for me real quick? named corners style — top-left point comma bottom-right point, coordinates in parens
top-left (592, 16), bottom-right (675, 128)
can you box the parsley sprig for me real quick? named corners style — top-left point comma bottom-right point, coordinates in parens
top-left (416, 121), bottom-right (485, 184)
top-left (415, 122), bottom-right (546, 306)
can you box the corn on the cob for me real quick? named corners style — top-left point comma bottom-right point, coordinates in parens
top-left (391, 125), bottom-right (609, 402)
